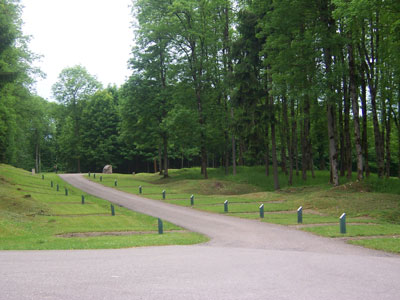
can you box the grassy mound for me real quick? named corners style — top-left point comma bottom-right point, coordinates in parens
top-left (0, 164), bottom-right (207, 250)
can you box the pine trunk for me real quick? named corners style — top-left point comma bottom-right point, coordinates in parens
top-left (361, 71), bottom-right (369, 177)
top-left (280, 97), bottom-right (288, 175)
top-left (231, 107), bottom-right (236, 176)
top-left (343, 79), bottom-right (352, 179)
top-left (288, 98), bottom-right (296, 185)
top-left (348, 40), bottom-right (363, 181)
top-left (270, 96), bottom-right (280, 190)
top-left (338, 91), bottom-right (345, 177)
top-left (265, 117), bottom-right (270, 177)
top-left (163, 134), bottom-right (168, 178)
top-left (385, 110), bottom-right (391, 177)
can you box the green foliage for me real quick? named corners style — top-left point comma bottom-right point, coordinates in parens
top-left (80, 90), bottom-right (121, 171)
top-left (52, 65), bottom-right (102, 172)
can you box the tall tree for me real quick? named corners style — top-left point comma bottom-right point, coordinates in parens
top-left (52, 65), bottom-right (101, 172)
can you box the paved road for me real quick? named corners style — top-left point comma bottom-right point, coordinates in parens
top-left (1, 174), bottom-right (399, 299)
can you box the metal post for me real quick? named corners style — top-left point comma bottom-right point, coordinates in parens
top-left (158, 218), bottom-right (163, 234)
top-left (81, 195), bottom-right (85, 204)
top-left (139, 186), bottom-right (142, 194)
top-left (111, 204), bottom-right (115, 216)
top-left (340, 213), bottom-right (346, 234)
top-left (297, 206), bottom-right (303, 224)
top-left (65, 188), bottom-right (68, 196)
top-left (224, 200), bottom-right (228, 213)
top-left (259, 204), bottom-right (264, 218)
top-left (88, 172), bottom-right (91, 177)
top-left (114, 179), bottom-right (117, 187)
top-left (190, 194), bottom-right (194, 206)
top-left (94, 173), bottom-right (96, 179)
top-left (162, 190), bottom-right (166, 200)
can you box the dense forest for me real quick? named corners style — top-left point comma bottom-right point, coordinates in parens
top-left (1, 0), bottom-right (399, 189)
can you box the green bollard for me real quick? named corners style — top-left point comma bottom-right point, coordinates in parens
top-left (224, 200), bottom-right (228, 213)
top-left (158, 218), bottom-right (163, 234)
top-left (190, 194), bottom-right (194, 206)
top-left (114, 179), bottom-right (117, 187)
top-left (259, 204), bottom-right (264, 218)
top-left (94, 173), bottom-right (96, 179)
top-left (65, 188), bottom-right (68, 196)
top-left (57, 184), bottom-right (59, 191)
top-left (100, 176), bottom-right (102, 182)
top-left (340, 213), bottom-right (346, 234)
top-left (111, 204), bottom-right (115, 216)
top-left (297, 206), bottom-right (303, 224)
top-left (88, 172), bottom-right (91, 177)
top-left (51, 181), bottom-right (53, 188)
top-left (162, 190), bottom-right (166, 200)
top-left (139, 186), bottom-right (142, 194)
top-left (81, 195), bottom-right (85, 204)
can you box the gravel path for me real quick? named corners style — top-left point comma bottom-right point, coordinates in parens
top-left (1, 174), bottom-right (399, 300)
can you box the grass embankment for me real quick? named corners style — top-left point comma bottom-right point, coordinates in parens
top-left (0, 164), bottom-right (207, 250)
top-left (89, 166), bottom-right (400, 254)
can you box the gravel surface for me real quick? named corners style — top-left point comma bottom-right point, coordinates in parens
top-left (1, 174), bottom-right (399, 300)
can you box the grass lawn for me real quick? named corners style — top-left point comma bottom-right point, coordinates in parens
top-left (348, 237), bottom-right (400, 254)
top-left (88, 166), bottom-right (400, 253)
top-left (0, 164), bottom-right (208, 250)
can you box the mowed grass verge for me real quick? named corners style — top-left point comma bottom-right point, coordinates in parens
top-left (0, 164), bottom-right (207, 250)
top-left (88, 167), bottom-right (400, 254)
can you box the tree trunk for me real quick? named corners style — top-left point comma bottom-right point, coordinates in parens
top-left (348, 40), bottom-right (363, 181)
top-left (361, 70), bottom-right (369, 177)
top-left (238, 139), bottom-right (244, 166)
top-left (270, 96), bottom-right (280, 190)
top-left (343, 77), bottom-right (352, 179)
top-left (224, 132), bottom-right (229, 175)
top-left (35, 140), bottom-right (39, 174)
top-left (327, 103), bottom-right (339, 186)
top-left (321, 3), bottom-right (339, 186)
top-left (289, 98), bottom-right (296, 185)
top-left (385, 108), bottom-right (391, 178)
top-left (162, 133), bottom-right (168, 178)
top-left (231, 107), bottom-right (236, 176)
top-left (371, 90), bottom-right (385, 177)
top-left (265, 119), bottom-right (270, 177)
top-left (397, 95), bottom-right (400, 179)
top-left (158, 145), bottom-right (163, 175)
top-left (294, 102), bottom-right (299, 176)
top-left (280, 97), bottom-right (288, 175)
top-left (301, 95), bottom-right (311, 181)
top-left (338, 89), bottom-right (345, 177)
top-left (154, 158), bottom-right (158, 173)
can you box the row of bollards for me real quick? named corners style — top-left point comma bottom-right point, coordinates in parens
top-left (221, 201), bottom-right (347, 234)
top-left (89, 172), bottom-right (119, 188)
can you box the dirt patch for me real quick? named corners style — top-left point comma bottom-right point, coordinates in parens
top-left (332, 181), bottom-right (371, 193)
top-left (56, 230), bottom-right (187, 238)
top-left (49, 202), bottom-right (92, 205)
top-left (338, 235), bottom-right (400, 241)
top-left (289, 222), bottom-right (377, 228)
top-left (51, 213), bottom-right (111, 217)
top-left (214, 182), bottom-right (224, 189)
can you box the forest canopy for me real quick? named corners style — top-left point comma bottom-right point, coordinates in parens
top-left (1, 0), bottom-right (399, 189)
